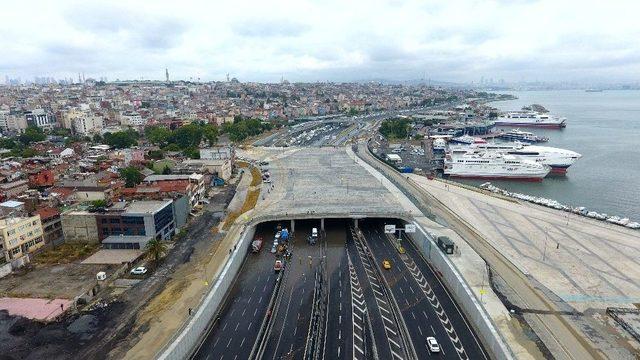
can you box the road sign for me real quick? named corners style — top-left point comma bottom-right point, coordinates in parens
top-left (384, 224), bottom-right (396, 234)
top-left (404, 224), bottom-right (416, 233)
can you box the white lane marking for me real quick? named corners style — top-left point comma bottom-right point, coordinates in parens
top-left (418, 325), bottom-right (423, 336)
top-left (234, 323), bottom-right (239, 331)
top-left (388, 337), bottom-right (401, 348)
top-left (226, 338), bottom-right (232, 348)
top-left (247, 321), bottom-right (252, 330)
top-left (431, 325), bottom-right (436, 335)
top-left (240, 337), bottom-right (245, 347)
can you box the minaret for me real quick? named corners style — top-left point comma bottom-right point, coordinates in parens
top-left (165, 68), bottom-right (169, 82)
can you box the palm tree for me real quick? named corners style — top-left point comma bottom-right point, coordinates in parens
top-left (146, 239), bottom-right (167, 266)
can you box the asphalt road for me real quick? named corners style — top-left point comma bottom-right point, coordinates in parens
top-left (261, 220), bottom-right (324, 359)
top-left (191, 219), bottom-right (487, 360)
top-left (192, 223), bottom-right (280, 360)
top-left (360, 219), bottom-right (489, 360)
top-left (321, 220), bottom-right (354, 360)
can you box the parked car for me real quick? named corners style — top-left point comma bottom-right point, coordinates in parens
top-left (382, 259), bottom-right (392, 270)
top-left (130, 266), bottom-right (147, 275)
top-left (426, 337), bottom-right (440, 353)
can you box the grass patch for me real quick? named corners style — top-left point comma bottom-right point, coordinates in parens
top-left (250, 167), bottom-right (262, 187)
top-left (33, 243), bottom-right (99, 265)
top-left (153, 159), bottom-right (175, 173)
top-left (222, 188), bottom-right (260, 230)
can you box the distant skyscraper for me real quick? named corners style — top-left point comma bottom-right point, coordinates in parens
top-left (165, 68), bottom-right (169, 82)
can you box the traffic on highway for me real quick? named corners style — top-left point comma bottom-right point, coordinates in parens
top-left (193, 218), bottom-right (488, 360)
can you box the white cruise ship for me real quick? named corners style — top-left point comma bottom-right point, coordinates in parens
top-left (495, 112), bottom-right (566, 128)
top-left (444, 151), bottom-right (551, 181)
top-left (449, 142), bottom-right (582, 174)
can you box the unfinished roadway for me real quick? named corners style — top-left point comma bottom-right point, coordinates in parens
top-left (187, 146), bottom-right (494, 360)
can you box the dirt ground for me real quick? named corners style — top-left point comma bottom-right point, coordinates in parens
top-left (0, 181), bottom-right (237, 360)
top-left (0, 262), bottom-right (115, 300)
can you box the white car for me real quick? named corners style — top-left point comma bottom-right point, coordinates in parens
top-left (426, 337), bottom-right (440, 353)
top-left (130, 266), bottom-right (147, 275)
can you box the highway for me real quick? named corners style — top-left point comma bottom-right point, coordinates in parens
top-left (360, 219), bottom-right (488, 359)
top-left (261, 220), bottom-right (324, 359)
top-left (192, 218), bottom-right (488, 360)
top-left (356, 139), bottom-right (601, 360)
top-left (192, 223), bottom-right (279, 360)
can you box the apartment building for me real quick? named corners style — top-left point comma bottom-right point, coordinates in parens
top-left (0, 215), bottom-right (45, 265)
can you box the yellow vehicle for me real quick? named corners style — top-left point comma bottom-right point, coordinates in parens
top-left (382, 260), bottom-right (392, 270)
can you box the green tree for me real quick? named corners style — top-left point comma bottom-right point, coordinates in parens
top-left (104, 130), bottom-right (138, 149)
top-left (145, 126), bottom-right (172, 147)
top-left (20, 147), bottom-right (39, 158)
top-left (170, 123), bottom-right (203, 149)
top-left (92, 134), bottom-right (103, 143)
top-left (50, 128), bottom-right (71, 137)
top-left (145, 238), bottom-right (167, 265)
top-left (162, 164), bottom-right (172, 174)
top-left (91, 199), bottom-right (108, 208)
top-left (202, 124), bottom-right (219, 147)
top-left (379, 119), bottom-right (410, 139)
top-left (147, 149), bottom-right (164, 160)
top-left (119, 166), bottom-right (144, 187)
top-left (0, 138), bottom-right (17, 149)
top-left (183, 146), bottom-right (200, 159)
top-left (19, 126), bottom-right (46, 145)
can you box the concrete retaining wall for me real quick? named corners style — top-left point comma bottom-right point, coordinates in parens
top-left (407, 220), bottom-right (513, 360)
top-left (158, 224), bottom-right (256, 360)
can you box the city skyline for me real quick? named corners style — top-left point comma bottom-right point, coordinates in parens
top-left (1, 0), bottom-right (640, 83)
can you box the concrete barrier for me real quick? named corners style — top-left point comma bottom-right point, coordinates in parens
top-left (158, 224), bottom-right (256, 360)
top-left (407, 220), bottom-right (514, 360)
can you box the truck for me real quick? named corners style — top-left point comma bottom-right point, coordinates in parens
top-left (251, 237), bottom-right (264, 253)
top-left (309, 227), bottom-right (318, 245)
top-left (437, 236), bottom-right (455, 254)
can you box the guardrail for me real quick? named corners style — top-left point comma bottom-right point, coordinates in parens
top-left (357, 140), bottom-right (514, 360)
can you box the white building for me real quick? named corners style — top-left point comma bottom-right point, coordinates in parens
top-left (120, 112), bottom-right (146, 127)
top-left (73, 115), bottom-right (104, 135)
top-left (0, 110), bottom-right (28, 135)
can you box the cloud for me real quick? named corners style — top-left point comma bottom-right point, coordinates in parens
top-left (0, 0), bottom-right (639, 83)
top-left (232, 19), bottom-right (309, 38)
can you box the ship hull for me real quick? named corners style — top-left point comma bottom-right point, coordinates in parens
top-left (447, 174), bottom-right (545, 182)
top-left (495, 122), bottom-right (566, 129)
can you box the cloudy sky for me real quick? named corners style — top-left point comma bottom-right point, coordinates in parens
top-left (1, 0), bottom-right (639, 83)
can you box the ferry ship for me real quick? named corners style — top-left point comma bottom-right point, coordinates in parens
top-left (495, 112), bottom-right (566, 128)
top-left (499, 129), bottom-right (548, 143)
top-left (449, 142), bottom-right (582, 174)
top-left (444, 151), bottom-right (551, 181)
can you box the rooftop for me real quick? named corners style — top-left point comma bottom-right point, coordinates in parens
top-left (124, 200), bottom-right (172, 214)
